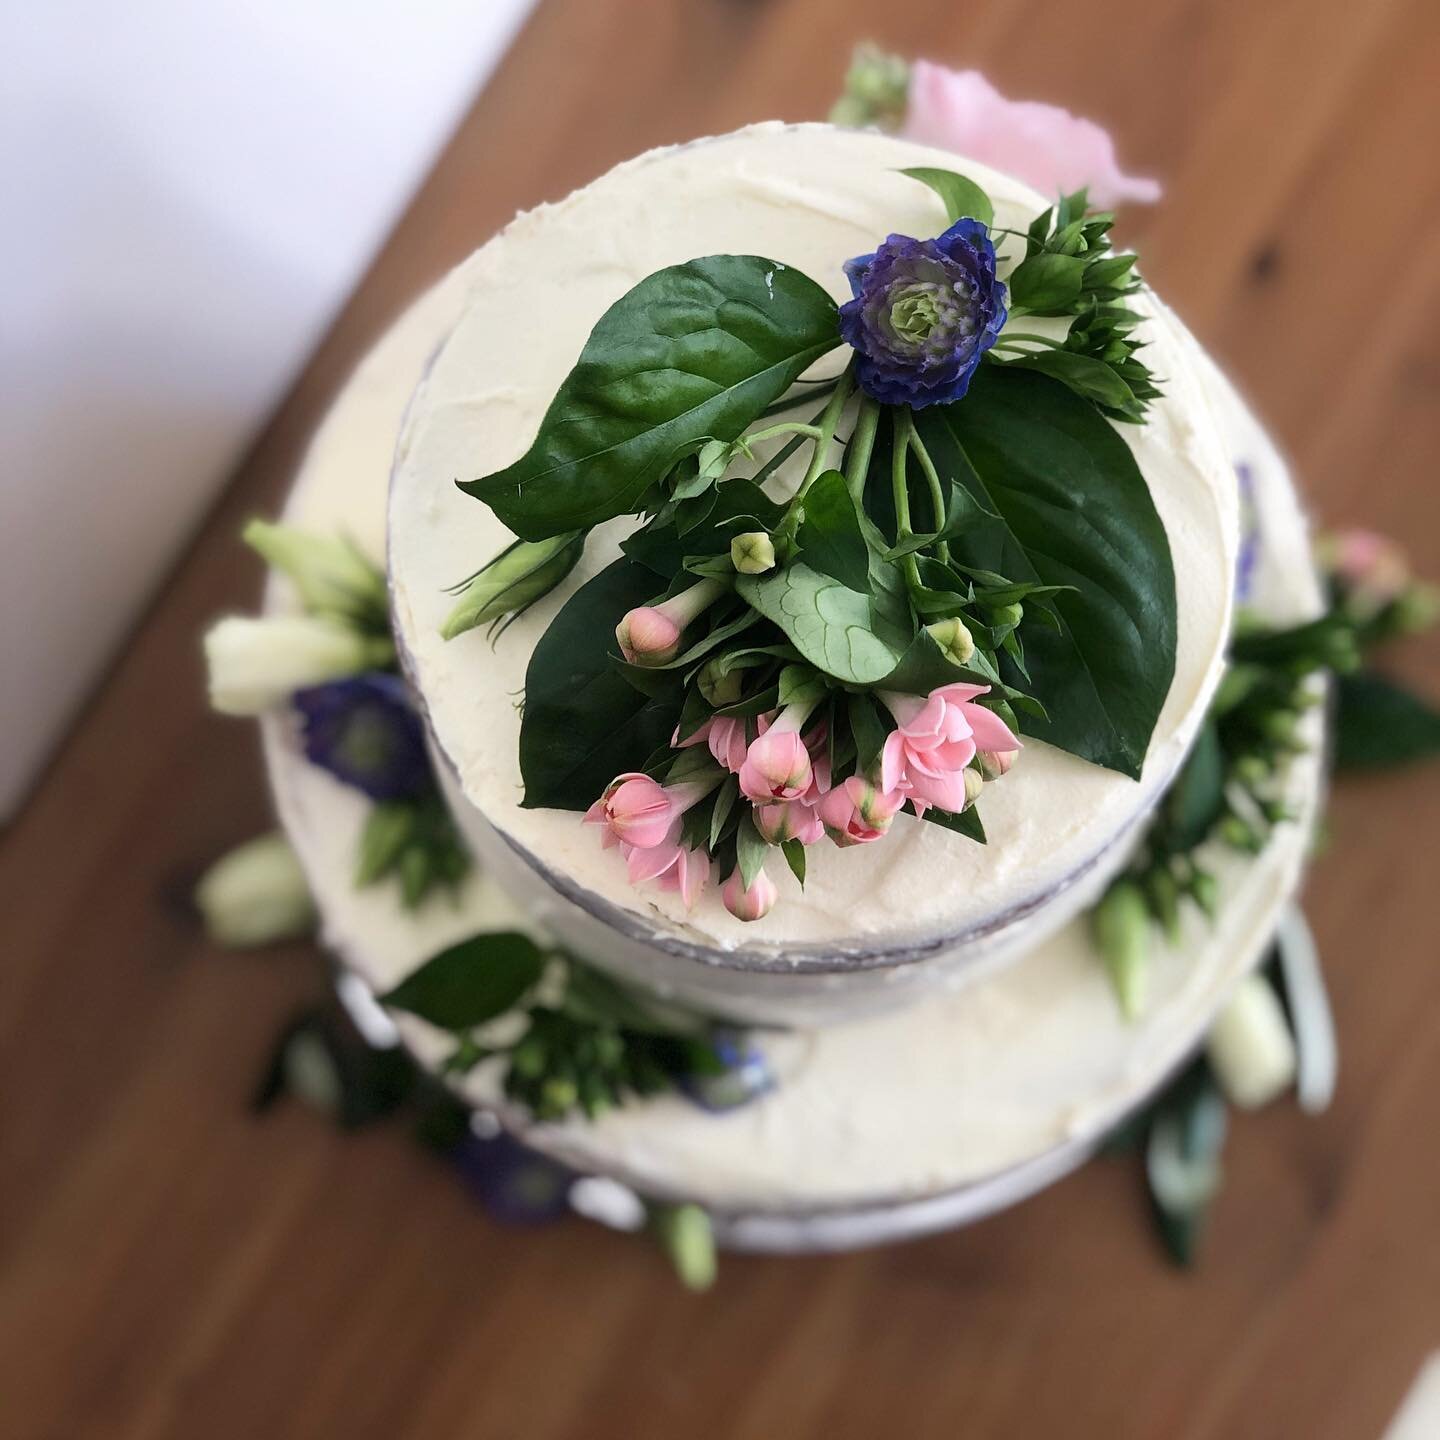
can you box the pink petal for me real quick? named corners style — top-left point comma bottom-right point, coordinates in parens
top-left (964, 702), bottom-right (1023, 755)
top-left (901, 63), bottom-right (1161, 210)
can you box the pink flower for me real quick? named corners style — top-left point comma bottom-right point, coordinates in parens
top-left (881, 683), bottom-right (1021, 817)
top-left (676, 714), bottom-right (753, 774)
top-left (584, 772), bottom-right (711, 850)
top-left (721, 865), bottom-right (778, 922)
top-left (739, 728), bottom-right (813, 803)
top-left (1326, 528), bottom-right (1410, 616)
top-left (615, 578), bottom-right (724, 666)
top-left (818, 776), bottom-right (906, 847)
top-left (901, 63), bottom-right (1161, 211)
top-left (627, 836), bottom-right (709, 909)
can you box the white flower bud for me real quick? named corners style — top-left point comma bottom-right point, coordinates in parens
top-left (194, 832), bottom-right (315, 947)
top-left (1207, 974), bottom-right (1297, 1109)
top-left (243, 520), bottom-right (387, 626)
top-left (730, 531), bottom-right (776, 575)
top-left (204, 616), bottom-right (392, 715)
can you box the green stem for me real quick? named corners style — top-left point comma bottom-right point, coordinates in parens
top-left (844, 396), bottom-right (881, 502)
top-left (906, 424), bottom-right (949, 564)
top-left (743, 421), bottom-right (825, 447)
top-left (890, 409), bottom-right (921, 591)
top-left (795, 364), bottom-right (855, 500)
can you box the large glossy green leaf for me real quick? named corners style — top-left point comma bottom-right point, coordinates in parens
top-left (380, 932), bottom-right (545, 1029)
top-left (914, 366), bottom-right (1176, 777)
top-left (460, 256), bottom-right (841, 540)
top-left (518, 558), bottom-right (683, 809)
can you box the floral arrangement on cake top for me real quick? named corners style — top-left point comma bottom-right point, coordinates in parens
top-left (444, 168), bottom-right (1175, 922)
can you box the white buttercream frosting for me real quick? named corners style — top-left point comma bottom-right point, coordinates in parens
top-left (385, 125), bottom-right (1239, 1000)
top-left (261, 200), bottom-right (1321, 1224)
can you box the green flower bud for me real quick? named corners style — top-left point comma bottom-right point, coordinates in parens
top-left (194, 832), bottom-right (316, 947)
top-left (963, 766), bottom-right (985, 807)
top-left (1218, 814), bottom-right (1262, 853)
top-left (987, 601), bottom-right (1024, 630)
top-left (1143, 868), bottom-right (1182, 944)
top-left (441, 532), bottom-right (584, 641)
top-left (281, 1030), bottom-right (344, 1117)
top-left (730, 530), bottom-right (776, 575)
top-left (926, 616), bottom-right (976, 666)
top-left (1092, 880), bottom-right (1151, 1021)
top-left (1187, 868), bottom-right (1220, 917)
top-left (651, 1203), bottom-right (717, 1292)
top-left (1391, 581), bottom-right (1440, 635)
top-left (697, 658), bottom-right (744, 708)
top-left (829, 43), bottom-right (910, 130)
top-left (243, 520), bottom-right (388, 628)
top-left (1232, 754), bottom-right (1270, 789)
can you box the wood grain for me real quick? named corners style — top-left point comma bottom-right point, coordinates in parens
top-left (3, 1), bottom-right (1438, 1436)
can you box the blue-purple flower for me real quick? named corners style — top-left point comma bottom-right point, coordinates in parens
top-left (293, 673), bottom-right (431, 801)
top-left (839, 218), bottom-right (1007, 408)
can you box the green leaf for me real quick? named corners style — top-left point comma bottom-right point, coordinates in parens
top-left (914, 367), bottom-right (1176, 778)
top-left (796, 469), bottom-right (872, 593)
top-left (900, 166), bottom-right (996, 229)
top-left (781, 838), bottom-right (807, 886)
top-left (916, 801), bottom-right (985, 843)
top-left (997, 349), bottom-right (1138, 413)
top-left (381, 932), bottom-right (545, 1029)
top-left (1008, 252), bottom-right (1087, 312)
top-left (1335, 671), bottom-right (1440, 770)
top-left (877, 627), bottom-right (988, 697)
top-left (1163, 720), bottom-right (1226, 848)
top-left (709, 776), bottom-right (740, 850)
top-left (737, 563), bottom-right (906, 685)
top-left (460, 256), bottom-right (841, 539)
top-left (622, 479), bottom-right (785, 577)
top-left (735, 810), bottom-right (770, 890)
top-left (519, 558), bottom-right (683, 809)
top-left (848, 692), bottom-right (892, 771)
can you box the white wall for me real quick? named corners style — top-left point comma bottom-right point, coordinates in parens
top-left (0, 0), bottom-right (537, 819)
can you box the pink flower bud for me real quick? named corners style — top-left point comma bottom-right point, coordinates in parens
top-left (738, 729), bottom-right (813, 803)
top-left (615, 606), bottom-right (682, 665)
top-left (583, 772), bottom-right (677, 850)
top-left (977, 748), bottom-right (1018, 780)
top-left (722, 865), bottom-right (778, 922)
top-left (753, 797), bottom-right (824, 846)
top-left (818, 776), bottom-right (904, 846)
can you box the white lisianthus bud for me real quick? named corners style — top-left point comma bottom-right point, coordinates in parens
top-left (194, 832), bottom-right (316, 947)
top-left (926, 616), bottom-right (975, 666)
top-left (651, 1203), bottom-right (717, 1291)
top-left (1092, 880), bottom-right (1151, 1021)
top-left (204, 615), bottom-right (393, 715)
top-left (730, 531), bottom-right (776, 575)
top-left (1206, 974), bottom-right (1297, 1109)
top-left (243, 520), bottom-right (387, 626)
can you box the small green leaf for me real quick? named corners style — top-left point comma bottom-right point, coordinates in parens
top-left (1164, 721), bottom-right (1226, 848)
top-left (709, 776), bottom-right (740, 851)
top-left (916, 801), bottom-right (985, 843)
top-left (1008, 252), bottom-right (1087, 312)
top-left (381, 932), bottom-right (545, 1030)
top-left (848, 691), bottom-right (892, 771)
top-left (1335, 671), bottom-right (1440, 770)
top-left (460, 256), bottom-right (841, 539)
top-left (997, 349), bottom-right (1138, 412)
top-left (900, 167), bottom-right (995, 228)
top-left (781, 838), bottom-right (807, 887)
top-left (796, 469), bottom-right (873, 593)
top-left (735, 810), bottom-right (770, 891)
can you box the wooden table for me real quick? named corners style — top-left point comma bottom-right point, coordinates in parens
top-left (4, 1), bottom-right (1438, 1435)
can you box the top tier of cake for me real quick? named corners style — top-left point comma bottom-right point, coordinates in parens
top-left (388, 124), bottom-right (1237, 1009)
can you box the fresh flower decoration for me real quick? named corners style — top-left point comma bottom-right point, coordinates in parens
top-left (205, 520), bottom-right (470, 909)
top-left (1090, 527), bottom-right (1440, 1019)
top-left (450, 161), bottom-right (1176, 922)
top-left (832, 48), bottom-right (1162, 212)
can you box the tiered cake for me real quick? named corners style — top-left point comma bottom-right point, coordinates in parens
top-left (258, 124), bottom-right (1323, 1249)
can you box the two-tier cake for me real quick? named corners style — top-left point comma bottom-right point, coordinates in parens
top-left (230, 120), bottom-right (1326, 1249)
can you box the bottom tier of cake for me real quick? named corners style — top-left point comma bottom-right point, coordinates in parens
top-left (259, 271), bottom-right (1323, 1249)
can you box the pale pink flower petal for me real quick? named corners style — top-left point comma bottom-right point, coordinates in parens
top-left (739, 729), bottom-right (813, 803)
top-left (722, 865), bottom-right (778, 922)
top-left (901, 63), bottom-right (1161, 210)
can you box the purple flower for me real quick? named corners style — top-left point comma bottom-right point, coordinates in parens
top-left (293, 673), bottom-right (431, 801)
top-left (680, 1030), bottom-right (776, 1113)
top-left (451, 1130), bottom-right (574, 1225)
top-left (1234, 462), bottom-right (1261, 603)
top-left (839, 218), bottom-right (1007, 408)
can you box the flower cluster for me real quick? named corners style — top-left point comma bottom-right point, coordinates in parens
top-left (585, 658), bottom-right (1019, 922)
